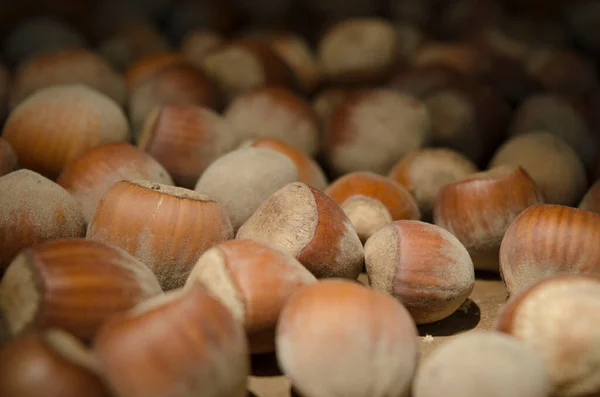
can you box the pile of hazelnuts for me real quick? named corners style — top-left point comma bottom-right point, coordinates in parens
top-left (0, 0), bottom-right (599, 396)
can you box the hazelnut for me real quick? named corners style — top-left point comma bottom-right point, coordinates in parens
top-left (9, 49), bottom-right (127, 108)
top-left (223, 87), bottom-right (320, 156)
top-left (388, 64), bottom-right (467, 99)
top-left (0, 238), bottom-right (162, 341)
top-left (323, 88), bottom-right (431, 176)
top-left (0, 138), bottom-right (18, 177)
top-left (389, 148), bottom-right (478, 219)
top-left (579, 180), bottom-right (600, 214)
top-left (2, 84), bottom-right (130, 179)
top-left (237, 182), bottom-right (364, 279)
top-left (94, 284), bottom-right (249, 397)
top-left (317, 17), bottom-right (400, 85)
top-left (434, 166), bottom-right (543, 272)
top-left (124, 52), bottom-right (185, 93)
top-left (395, 22), bottom-right (424, 63)
top-left (490, 132), bottom-right (587, 206)
top-left (496, 275), bottom-right (600, 397)
top-left (87, 180), bottom-right (233, 290)
top-left (411, 41), bottom-right (490, 77)
top-left (524, 48), bottom-right (597, 98)
top-left (0, 330), bottom-right (110, 397)
top-left (311, 88), bottom-right (350, 126)
top-left (276, 279), bottom-right (419, 397)
top-left (509, 94), bottom-right (597, 168)
top-left (98, 23), bottom-right (170, 71)
top-left (365, 220), bottom-right (474, 324)
top-left (499, 204), bottom-right (600, 296)
top-left (267, 33), bottom-right (320, 94)
top-left (0, 170), bottom-right (85, 271)
top-left (325, 172), bottom-right (420, 242)
top-left (185, 239), bottom-right (317, 353)
top-left (201, 39), bottom-right (296, 103)
top-left (57, 142), bottom-right (174, 222)
top-left (241, 138), bottom-right (328, 191)
top-left (3, 17), bottom-right (86, 65)
top-left (181, 30), bottom-right (224, 70)
top-left (412, 331), bottom-right (550, 397)
top-left (138, 105), bottom-right (238, 188)
top-left (194, 147), bottom-right (299, 230)
top-left (128, 63), bottom-right (222, 134)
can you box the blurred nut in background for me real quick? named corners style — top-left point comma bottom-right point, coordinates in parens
top-left (0, 138), bottom-right (18, 177)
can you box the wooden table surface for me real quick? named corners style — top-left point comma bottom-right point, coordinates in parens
top-left (248, 274), bottom-right (509, 397)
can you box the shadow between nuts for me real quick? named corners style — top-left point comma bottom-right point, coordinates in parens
top-left (417, 299), bottom-right (481, 337)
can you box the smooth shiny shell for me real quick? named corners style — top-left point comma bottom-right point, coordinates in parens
top-left (128, 63), bottom-right (221, 133)
top-left (0, 138), bottom-right (18, 177)
top-left (195, 147), bottom-right (299, 230)
top-left (326, 172), bottom-right (420, 242)
top-left (185, 239), bottom-right (317, 353)
top-left (496, 275), bottom-right (600, 397)
top-left (434, 166), bottom-right (544, 271)
top-left (579, 180), bottom-right (600, 214)
top-left (499, 204), bottom-right (600, 296)
top-left (138, 105), bottom-right (238, 188)
top-left (0, 238), bottom-right (162, 341)
top-left (324, 89), bottom-right (431, 176)
top-left (0, 170), bottom-right (85, 271)
top-left (365, 220), bottom-right (474, 324)
top-left (412, 332), bottom-right (550, 397)
top-left (0, 330), bottom-right (111, 397)
top-left (94, 284), bottom-right (249, 397)
top-left (276, 279), bottom-right (419, 397)
top-left (201, 39), bottom-right (296, 103)
top-left (88, 180), bottom-right (233, 290)
top-left (389, 148), bottom-right (478, 218)
top-left (2, 84), bottom-right (130, 179)
top-left (317, 18), bottom-right (399, 84)
top-left (237, 182), bottom-right (364, 280)
top-left (242, 138), bottom-right (328, 190)
top-left (224, 87), bottom-right (320, 156)
top-left (57, 142), bottom-right (173, 222)
top-left (490, 132), bottom-right (587, 206)
top-left (9, 49), bottom-right (127, 108)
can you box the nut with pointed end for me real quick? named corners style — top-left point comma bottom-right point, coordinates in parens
top-left (325, 172), bottom-right (420, 242)
top-left (499, 204), bottom-right (600, 296)
top-left (2, 84), bottom-right (130, 179)
top-left (365, 220), bottom-right (474, 324)
top-left (434, 166), bottom-right (543, 272)
top-left (237, 182), bottom-right (364, 279)
top-left (324, 89), bottom-right (431, 176)
top-left (195, 147), bottom-right (299, 231)
top-left (0, 170), bottom-right (85, 271)
top-left (138, 105), bottom-right (238, 188)
top-left (0, 138), bottom-right (18, 177)
top-left (94, 284), bottom-right (249, 397)
top-left (224, 87), bottom-right (320, 156)
top-left (129, 63), bottom-right (221, 134)
top-left (509, 94), bottom-right (597, 168)
top-left (0, 239), bottom-right (162, 341)
top-left (241, 138), bottom-right (328, 191)
top-left (318, 18), bottom-right (399, 84)
top-left (490, 132), bottom-right (587, 206)
top-left (201, 39), bottom-right (296, 103)
top-left (185, 239), bottom-right (317, 353)
top-left (88, 180), bottom-right (233, 290)
top-left (389, 148), bottom-right (478, 219)
top-left (276, 279), bottom-right (419, 397)
top-left (412, 331), bottom-right (550, 397)
top-left (496, 275), bottom-right (600, 397)
top-left (57, 142), bottom-right (173, 222)
top-left (9, 49), bottom-right (127, 108)
top-left (579, 180), bottom-right (600, 214)
top-left (0, 330), bottom-right (111, 397)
